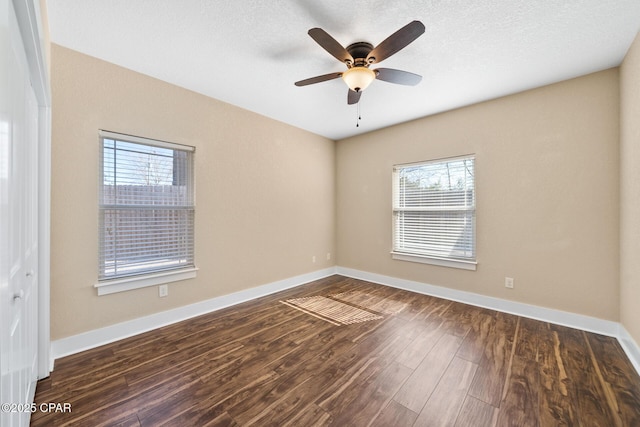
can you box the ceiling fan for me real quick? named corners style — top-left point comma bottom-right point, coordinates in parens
top-left (295, 20), bottom-right (426, 105)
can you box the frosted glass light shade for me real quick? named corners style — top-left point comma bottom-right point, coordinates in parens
top-left (341, 67), bottom-right (376, 92)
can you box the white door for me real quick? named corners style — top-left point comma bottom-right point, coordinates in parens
top-left (0, 0), bottom-right (40, 426)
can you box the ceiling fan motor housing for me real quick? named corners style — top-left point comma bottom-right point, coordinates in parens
top-left (346, 42), bottom-right (374, 67)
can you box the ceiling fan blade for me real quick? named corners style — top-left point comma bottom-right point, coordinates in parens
top-left (375, 68), bottom-right (422, 86)
top-left (347, 89), bottom-right (362, 105)
top-left (308, 28), bottom-right (354, 63)
top-left (295, 72), bottom-right (342, 86)
top-left (367, 20), bottom-right (425, 64)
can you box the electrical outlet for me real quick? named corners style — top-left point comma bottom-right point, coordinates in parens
top-left (159, 284), bottom-right (168, 297)
top-left (312, 256), bottom-right (316, 263)
top-left (326, 252), bottom-right (331, 260)
top-left (505, 277), bottom-right (514, 289)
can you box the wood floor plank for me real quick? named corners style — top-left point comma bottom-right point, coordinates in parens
top-left (467, 311), bottom-right (518, 407)
top-left (328, 361), bottom-right (413, 426)
top-left (414, 356), bottom-right (478, 426)
top-left (138, 317), bottom-right (320, 424)
top-left (514, 317), bottom-right (541, 361)
top-left (495, 355), bottom-right (540, 427)
top-left (585, 333), bottom-right (640, 426)
top-left (31, 376), bottom-right (132, 427)
top-left (315, 356), bottom-right (380, 413)
top-left (140, 404), bottom-right (229, 427)
top-left (553, 324), bottom-right (619, 426)
top-left (229, 307), bottom-right (389, 422)
top-left (48, 346), bottom-right (117, 384)
top-left (227, 342), bottom-right (356, 424)
top-left (441, 301), bottom-right (481, 337)
top-left (271, 334), bottom-right (354, 375)
top-left (316, 319), bottom-right (417, 414)
top-left (394, 292), bottom-right (439, 322)
top-left (392, 333), bottom-right (463, 413)
top-left (457, 311), bottom-right (495, 364)
top-left (174, 303), bottom-right (304, 351)
top-left (143, 370), bottom-right (280, 427)
top-left (196, 331), bottom-right (297, 380)
top-left (281, 403), bottom-right (332, 427)
top-left (124, 341), bottom-right (243, 387)
top-left (203, 412), bottom-right (239, 427)
top-left (110, 371), bottom-right (205, 427)
top-left (395, 317), bottom-right (447, 369)
top-left (110, 415), bottom-right (142, 427)
top-left (32, 275), bottom-right (640, 426)
top-left (537, 324), bottom-right (578, 426)
top-left (415, 297), bottom-right (454, 324)
top-left (370, 400), bottom-right (418, 427)
top-left (454, 395), bottom-right (498, 427)
top-left (241, 376), bottom-right (321, 426)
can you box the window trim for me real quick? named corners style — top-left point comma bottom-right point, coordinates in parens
top-left (99, 130), bottom-right (195, 153)
top-left (392, 155), bottom-right (477, 271)
top-left (390, 251), bottom-right (477, 270)
top-left (95, 267), bottom-right (198, 296)
top-left (95, 130), bottom-right (196, 295)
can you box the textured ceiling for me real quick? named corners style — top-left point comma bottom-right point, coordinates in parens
top-left (47, 0), bottom-right (640, 140)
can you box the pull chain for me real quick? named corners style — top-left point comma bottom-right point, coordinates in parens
top-left (356, 99), bottom-right (362, 127)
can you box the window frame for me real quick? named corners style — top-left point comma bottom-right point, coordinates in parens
top-left (95, 130), bottom-right (197, 295)
top-left (391, 155), bottom-right (477, 271)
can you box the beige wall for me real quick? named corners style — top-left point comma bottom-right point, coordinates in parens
top-left (50, 44), bottom-right (335, 340)
top-left (336, 69), bottom-right (620, 320)
top-left (51, 40), bottom-right (625, 342)
top-left (620, 32), bottom-right (640, 344)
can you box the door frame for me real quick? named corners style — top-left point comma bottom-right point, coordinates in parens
top-left (12, 0), bottom-right (51, 378)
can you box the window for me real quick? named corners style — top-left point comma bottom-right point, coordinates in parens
top-left (96, 130), bottom-right (196, 295)
top-left (392, 155), bottom-right (476, 270)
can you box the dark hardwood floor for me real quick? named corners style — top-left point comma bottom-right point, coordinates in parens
top-left (32, 275), bottom-right (640, 426)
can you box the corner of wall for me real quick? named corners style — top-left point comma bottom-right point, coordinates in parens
top-left (620, 29), bottom-right (640, 357)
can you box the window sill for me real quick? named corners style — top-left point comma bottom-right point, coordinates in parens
top-left (391, 252), bottom-right (477, 271)
top-left (95, 267), bottom-right (198, 295)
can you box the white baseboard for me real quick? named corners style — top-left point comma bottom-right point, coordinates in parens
top-left (50, 267), bottom-right (337, 368)
top-left (618, 325), bottom-right (640, 376)
top-left (336, 267), bottom-right (620, 336)
top-left (50, 265), bottom-right (640, 378)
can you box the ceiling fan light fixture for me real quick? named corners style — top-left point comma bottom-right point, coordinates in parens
top-left (341, 67), bottom-right (376, 92)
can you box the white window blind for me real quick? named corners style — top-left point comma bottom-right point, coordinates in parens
top-left (392, 155), bottom-right (475, 266)
top-left (98, 131), bottom-right (195, 282)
